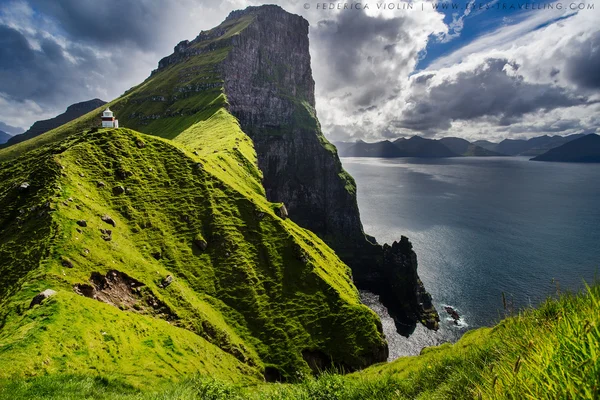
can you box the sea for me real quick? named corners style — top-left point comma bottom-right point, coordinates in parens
top-left (340, 156), bottom-right (600, 360)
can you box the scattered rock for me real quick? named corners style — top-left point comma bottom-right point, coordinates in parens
top-left (68, 197), bottom-right (73, 202)
top-left (101, 215), bottom-right (116, 227)
top-left (151, 252), bottom-right (162, 260)
top-left (61, 257), bottom-right (74, 268)
top-left (100, 228), bottom-right (112, 241)
top-left (194, 237), bottom-right (208, 251)
top-left (19, 182), bottom-right (30, 190)
top-left (79, 172), bottom-right (85, 177)
top-left (136, 140), bottom-right (146, 148)
top-left (116, 169), bottom-right (132, 179)
top-left (193, 150), bottom-right (199, 156)
top-left (29, 289), bottom-right (57, 308)
top-left (112, 186), bottom-right (125, 195)
top-left (97, 181), bottom-right (106, 188)
top-left (444, 306), bottom-right (460, 323)
top-left (277, 204), bottom-right (288, 220)
top-left (160, 275), bottom-right (174, 288)
top-left (76, 220), bottom-right (87, 227)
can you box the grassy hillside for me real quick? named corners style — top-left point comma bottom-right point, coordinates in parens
top-left (1, 283), bottom-right (597, 399)
top-left (0, 123), bottom-right (386, 385)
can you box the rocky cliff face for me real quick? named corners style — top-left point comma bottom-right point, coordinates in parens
top-left (130, 4), bottom-right (438, 333)
top-left (218, 6), bottom-right (439, 332)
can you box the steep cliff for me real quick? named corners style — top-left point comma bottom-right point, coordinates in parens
top-left (0, 11), bottom-right (437, 386)
top-left (108, 4), bottom-right (438, 331)
top-left (0, 7), bottom-right (392, 384)
top-left (218, 6), bottom-right (439, 331)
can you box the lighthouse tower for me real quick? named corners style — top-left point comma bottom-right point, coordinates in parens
top-left (101, 107), bottom-right (119, 128)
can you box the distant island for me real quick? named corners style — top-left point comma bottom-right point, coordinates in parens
top-left (335, 133), bottom-right (594, 160)
top-left (531, 134), bottom-right (600, 163)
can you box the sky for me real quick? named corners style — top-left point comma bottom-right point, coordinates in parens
top-left (0, 0), bottom-right (598, 142)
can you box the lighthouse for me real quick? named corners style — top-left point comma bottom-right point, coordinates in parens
top-left (101, 107), bottom-right (119, 128)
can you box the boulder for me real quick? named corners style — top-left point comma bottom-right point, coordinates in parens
top-left (29, 289), bottom-right (57, 308)
top-left (160, 275), bottom-right (174, 288)
top-left (61, 257), bottom-right (74, 268)
top-left (76, 220), bottom-right (87, 227)
top-left (100, 228), bottom-right (112, 241)
top-left (277, 204), bottom-right (288, 220)
top-left (112, 186), bottom-right (125, 195)
top-left (19, 182), bottom-right (30, 190)
top-left (101, 215), bottom-right (116, 227)
top-left (194, 237), bottom-right (208, 251)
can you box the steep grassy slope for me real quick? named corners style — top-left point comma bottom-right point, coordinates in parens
top-left (2, 284), bottom-right (598, 399)
top-left (0, 123), bottom-right (386, 385)
top-left (0, 5), bottom-right (439, 334)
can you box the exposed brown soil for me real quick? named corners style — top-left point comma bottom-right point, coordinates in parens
top-left (73, 270), bottom-right (177, 322)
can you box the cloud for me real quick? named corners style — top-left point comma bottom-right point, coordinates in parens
top-left (305, 3), bottom-right (447, 141)
top-left (396, 58), bottom-right (592, 132)
top-left (0, 121), bottom-right (24, 135)
top-left (0, 0), bottom-right (598, 142)
top-left (0, 0), bottom-right (241, 129)
top-left (565, 31), bottom-right (600, 90)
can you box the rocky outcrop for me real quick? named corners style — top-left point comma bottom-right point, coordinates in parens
top-left (29, 289), bottom-right (57, 308)
top-left (219, 6), bottom-right (439, 331)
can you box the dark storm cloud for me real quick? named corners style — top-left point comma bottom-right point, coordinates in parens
top-left (0, 0), bottom-right (234, 128)
top-left (565, 31), bottom-right (600, 90)
top-left (311, 10), bottom-right (411, 108)
top-left (28, 0), bottom-right (178, 50)
top-left (0, 24), bottom-right (103, 107)
top-left (396, 58), bottom-right (591, 132)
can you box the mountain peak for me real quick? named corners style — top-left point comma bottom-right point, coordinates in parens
top-left (225, 4), bottom-right (288, 21)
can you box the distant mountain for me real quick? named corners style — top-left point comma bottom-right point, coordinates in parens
top-left (334, 140), bottom-right (363, 155)
top-left (3, 98), bottom-right (106, 148)
top-left (341, 140), bottom-right (406, 157)
top-left (336, 133), bottom-right (590, 159)
top-left (531, 134), bottom-right (600, 163)
top-left (0, 130), bottom-right (11, 145)
top-left (495, 134), bottom-right (585, 156)
top-left (0, 122), bottom-right (24, 135)
top-left (473, 140), bottom-right (499, 152)
top-left (393, 136), bottom-right (458, 158)
top-left (439, 137), bottom-right (505, 156)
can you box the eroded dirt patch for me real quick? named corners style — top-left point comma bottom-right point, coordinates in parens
top-left (73, 270), bottom-right (177, 322)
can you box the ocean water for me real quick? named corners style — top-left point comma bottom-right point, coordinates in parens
top-left (341, 157), bottom-right (600, 360)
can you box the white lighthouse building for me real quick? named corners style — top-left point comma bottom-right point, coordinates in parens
top-left (101, 107), bottom-right (119, 128)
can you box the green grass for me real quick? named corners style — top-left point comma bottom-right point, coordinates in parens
top-left (0, 123), bottom-right (385, 384)
top-left (2, 284), bottom-right (597, 399)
